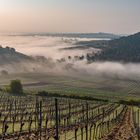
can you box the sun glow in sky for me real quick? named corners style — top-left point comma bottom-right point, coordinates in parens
top-left (0, 0), bottom-right (140, 34)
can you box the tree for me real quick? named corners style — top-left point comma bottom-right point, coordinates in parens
top-left (1, 70), bottom-right (8, 76)
top-left (10, 80), bottom-right (23, 95)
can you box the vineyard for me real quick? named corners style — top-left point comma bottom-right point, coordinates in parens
top-left (1, 72), bottom-right (140, 102)
top-left (0, 93), bottom-right (139, 140)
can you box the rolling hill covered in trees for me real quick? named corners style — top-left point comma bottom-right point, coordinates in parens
top-left (0, 45), bottom-right (32, 65)
top-left (92, 32), bottom-right (140, 62)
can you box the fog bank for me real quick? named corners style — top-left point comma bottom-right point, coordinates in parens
top-left (0, 35), bottom-right (140, 81)
top-left (0, 35), bottom-right (99, 59)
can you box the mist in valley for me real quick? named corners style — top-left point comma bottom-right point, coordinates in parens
top-left (0, 35), bottom-right (140, 82)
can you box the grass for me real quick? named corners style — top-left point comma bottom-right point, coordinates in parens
top-left (1, 72), bottom-right (140, 101)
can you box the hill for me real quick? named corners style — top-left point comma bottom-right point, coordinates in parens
top-left (91, 32), bottom-right (140, 62)
top-left (0, 45), bottom-right (32, 65)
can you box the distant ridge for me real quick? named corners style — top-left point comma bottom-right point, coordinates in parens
top-left (95, 32), bottom-right (140, 62)
top-left (10, 32), bottom-right (120, 39)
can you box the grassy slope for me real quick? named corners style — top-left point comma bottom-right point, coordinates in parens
top-left (1, 72), bottom-right (140, 101)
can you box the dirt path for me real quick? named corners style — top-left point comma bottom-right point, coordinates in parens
top-left (102, 107), bottom-right (135, 140)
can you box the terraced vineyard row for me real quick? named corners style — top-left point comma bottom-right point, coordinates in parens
top-left (0, 94), bottom-right (138, 140)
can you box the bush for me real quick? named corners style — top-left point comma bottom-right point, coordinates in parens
top-left (119, 99), bottom-right (140, 106)
top-left (37, 91), bottom-right (108, 102)
top-left (10, 80), bottom-right (23, 95)
top-left (1, 70), bottom-right (8, 76)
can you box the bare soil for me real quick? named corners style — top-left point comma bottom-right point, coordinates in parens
top-left (101, 107), bottom-right (136, 140)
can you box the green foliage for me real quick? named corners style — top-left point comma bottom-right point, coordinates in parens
top-left (10, 80), bottom-right (23, 95)
top-left (3, 85), bottom-right (11, 93)
top-left (119, 99), bottom-right (140, 106)
top-left (37, 90), bottom-right (108, 102)
top-left (88, 32), bottom-right (140, 62)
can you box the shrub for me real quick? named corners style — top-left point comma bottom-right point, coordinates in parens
top-left (1, 70), bottom-right (8, 76)
top-left (10, 80), bottom-right (23, 95)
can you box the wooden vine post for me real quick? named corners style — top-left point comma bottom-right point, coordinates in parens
top-left (138, 109), bottom-right (140, 140)
top-left (39, 101), bottom-right (42, 140)
top-left (81, 127), bottom-right (84, 140)
top-left (86, 102), bottom-right (89, 140)
top-left (55, 98), bottom-right (59, 140)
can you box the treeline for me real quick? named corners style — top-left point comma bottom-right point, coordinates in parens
top-left (37, 91), bottom-right (108, 102)
top-left (87, 32), bottom-right (140, 62)
top-left (119, 99), bottom-right (140, 106)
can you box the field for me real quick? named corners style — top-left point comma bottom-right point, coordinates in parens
top-left (1, 72), bottom-right (140, 101)
top-left (0, 93), bottom-right (139, 140)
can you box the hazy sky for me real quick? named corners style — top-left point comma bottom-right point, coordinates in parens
top-left (0, 0), bottom-right (140, 34)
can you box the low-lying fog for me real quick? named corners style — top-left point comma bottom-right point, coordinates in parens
top-left (0, 35), bottom-right (140, 81)
top-left (0, 35), bottom-right (100, 59)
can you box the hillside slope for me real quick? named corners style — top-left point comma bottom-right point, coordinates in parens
top-left (95, 32), bottom-right (140, 62)
top-left (0, 46), bottom-right (32, 65)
